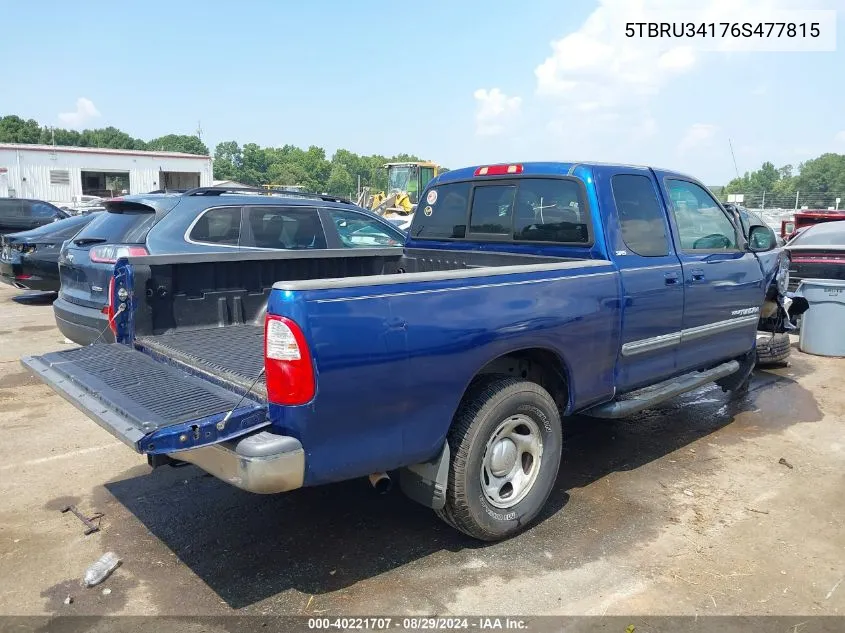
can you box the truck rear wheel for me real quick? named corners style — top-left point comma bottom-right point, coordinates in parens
top-left (436, 376), bottom-right (562, 541)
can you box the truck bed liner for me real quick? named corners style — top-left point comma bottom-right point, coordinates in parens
top-left (136, 325), bottom-right (266, 399)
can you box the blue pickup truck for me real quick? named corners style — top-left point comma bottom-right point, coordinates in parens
top-left (23, 162), bottom-right (788, 541)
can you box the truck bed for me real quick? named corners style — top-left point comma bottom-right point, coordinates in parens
top-left (136, 325), bottom-right (266, 399)
top-left (124, 247), bottom-right (574, 400)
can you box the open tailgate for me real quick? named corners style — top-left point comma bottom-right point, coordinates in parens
top-left (22, 344), bottom-right (267, 453)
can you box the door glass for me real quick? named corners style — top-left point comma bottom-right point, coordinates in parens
top-left (246, 206), bottom-right (327, 249)
top-left (189, 207), bottom-right (242, 246)
top-left (327, 209), bottom-right (403, 247)
top-left (611, 175), bottom-right (670, 256)
top-left (470, 185), bottom-right (515, 235)
top-left (30, 202), bottom-right (59, 219)
top-left (666, 180), bottom-right (738, 251)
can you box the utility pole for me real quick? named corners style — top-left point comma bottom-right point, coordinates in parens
top-left (196, 121), bottom-right (203, 142)
top-left (761, 191), bottom-right (765, 210)
top-left (795, 190), bottom-right (800, 210)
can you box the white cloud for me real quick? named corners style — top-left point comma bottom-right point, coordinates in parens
top-left (678, 123), bottom-right (719, 154)
top-left (534, 0), bottom-right (809, 137)
top-left (58, 97), bottom-right (101, 127)
top-left (835, 131), bottom-right (845, 144)
top-left (473, 88), bottom-right (522, 137)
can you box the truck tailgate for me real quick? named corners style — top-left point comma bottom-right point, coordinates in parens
top-left (21, 343), bottom-right (266, 453)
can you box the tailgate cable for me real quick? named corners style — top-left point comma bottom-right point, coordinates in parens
top-left (216, 367), bottom-right (266, 431)
top-left (88, 303), bottom-right (126, 346)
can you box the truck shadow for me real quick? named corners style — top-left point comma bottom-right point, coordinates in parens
top-left (102, 363), bottom-right (816, 610)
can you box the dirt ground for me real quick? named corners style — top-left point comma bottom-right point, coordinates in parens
top-left (0, 282), bottom-right (843, 619)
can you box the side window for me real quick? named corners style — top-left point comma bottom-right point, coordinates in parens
top-left (411, 182), bottom-right (470, 239)
top-left (246, 206), bottom-right (327, 250)
top-left (327, 209), bottom-right (402, 248)
top-left (0, 200), bottom-right (22, 218)
top-left (189, 207), bottom-right (242, 245)
top-left (30, 202), bottom-right (59, 219)
top-left (469, 185), bottom-right (515, 235)
top-left (611, 175), bottom-right (670, 256)
top-left (666, 180), bottom-right (738, 251)
top-left (514, 178), bottom-right (589, 243)
top-left (0, 200), bottom-right (14, 219)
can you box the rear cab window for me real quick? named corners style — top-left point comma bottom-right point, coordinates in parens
top-left (74, 202), bottom-right (157, 244)
top-left (411, 177), bottom-right (590, 244)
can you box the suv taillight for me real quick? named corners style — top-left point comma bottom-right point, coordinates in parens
top-left (264, 315), bottom-right (315, 405)
top-left (89, 245), bottom-right (148, 263)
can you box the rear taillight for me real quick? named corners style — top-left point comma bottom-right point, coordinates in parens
top-left (264, 315), bottom-right (315, 405)
top-left (103, 276), bottom-right (118, 336)
top-left (89, 245), bottom-right (148, 263)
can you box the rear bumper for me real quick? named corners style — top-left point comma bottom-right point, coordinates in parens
top-left (0, 259), bottom-right (23, 288)
top-left (53, 296), bottom-right (114, 345)
top-left (173, 431), bottom-right (305, 494)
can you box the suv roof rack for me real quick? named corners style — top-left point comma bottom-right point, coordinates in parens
top-left (182, 186), bottom-right (353, 205)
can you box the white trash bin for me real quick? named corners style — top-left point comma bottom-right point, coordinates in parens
top-left (797, 279), bottom-right (845, 357)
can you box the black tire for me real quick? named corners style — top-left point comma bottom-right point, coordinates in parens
top-left (756, 331), bottom-right (791, 365)
top-left (436, 376), bottom-right (563, 541)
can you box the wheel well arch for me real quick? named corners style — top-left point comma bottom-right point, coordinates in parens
top-left (461, 347), bottom-right (572, 414)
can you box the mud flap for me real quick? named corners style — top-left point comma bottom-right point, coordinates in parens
top-left (399, 443), bottom-right (450, 510)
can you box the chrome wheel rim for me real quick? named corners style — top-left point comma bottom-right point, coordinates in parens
top-left (480, 414), bottom-right (543, 509)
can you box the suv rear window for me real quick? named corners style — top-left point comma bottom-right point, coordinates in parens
top-left (73, 206), bottom-right (156, 244)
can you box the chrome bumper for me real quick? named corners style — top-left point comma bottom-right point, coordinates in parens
top-left (173, 430), bottom-right (305, 494)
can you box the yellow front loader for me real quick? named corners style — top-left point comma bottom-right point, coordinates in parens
top-left (358, 161), bottom-right (440, 217)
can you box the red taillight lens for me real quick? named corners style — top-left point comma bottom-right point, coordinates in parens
top-left (105, 275), bottom-right (117, 335)
top-left (474, 164), bottom-right (524, 177)
top-left (264, 315), bottom-right (315, 405)
top-left (89, 245), bottom-right (149, 263)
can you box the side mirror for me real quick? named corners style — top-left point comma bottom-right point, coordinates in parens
top-left (748, 225), bottom-right (777, 252)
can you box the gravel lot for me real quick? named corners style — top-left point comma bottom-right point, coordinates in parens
top-left (0, 283), bottom-right (843, 619)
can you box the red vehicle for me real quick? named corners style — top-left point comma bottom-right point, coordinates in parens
top-left (781, 209), bottom-right (845, 241)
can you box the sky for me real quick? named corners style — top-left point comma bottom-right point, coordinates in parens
top-left (1, 0), bottom-right (844, 186)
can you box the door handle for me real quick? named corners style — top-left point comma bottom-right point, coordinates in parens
top-left (664, 272), bottom-right (679, 285)
top-left (691, 268), bottom-right (705, 281)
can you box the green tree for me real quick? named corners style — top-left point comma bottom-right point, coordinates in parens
top-left (0, 115), bottom-right (42, 143)
top-left (213, 141), bottom-right (243, 181)
top-left (146, 134), bottom-right (208, 155)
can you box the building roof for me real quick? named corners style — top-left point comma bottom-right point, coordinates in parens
top-left (0, 143), bottom-right (210, 160)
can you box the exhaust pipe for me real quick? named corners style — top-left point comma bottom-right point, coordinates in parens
top-left (13, 282), bottom-right (28, 290)
top-left (368, 472), bottom-right (392, 494)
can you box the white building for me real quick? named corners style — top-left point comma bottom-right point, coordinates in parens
top-left (0, 143), bottom-right (213, 205)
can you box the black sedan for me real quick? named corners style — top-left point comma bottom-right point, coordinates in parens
top-left (785, 220), bottom-right (845, 291)
top-left (0, 214), bottom-right (97, 292)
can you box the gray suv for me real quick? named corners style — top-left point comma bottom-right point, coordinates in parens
top-left (55, 187), bottom-right (406, 345)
